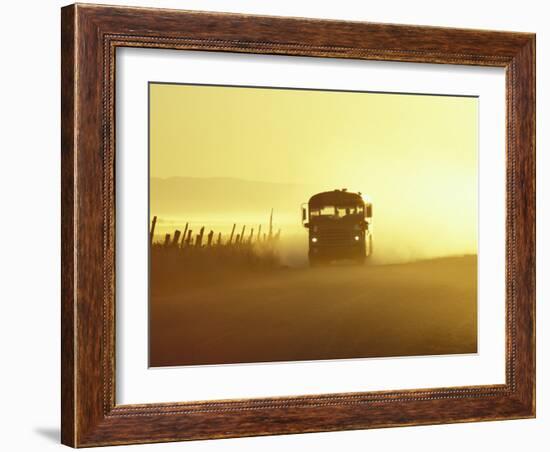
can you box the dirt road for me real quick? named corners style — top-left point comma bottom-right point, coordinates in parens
top-left (150, 256), bottom-right (477, 367)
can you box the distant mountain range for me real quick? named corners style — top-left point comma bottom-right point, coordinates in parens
top-left (150, 177), bottom-right (314, 218)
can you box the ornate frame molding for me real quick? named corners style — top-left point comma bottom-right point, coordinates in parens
top-left (62, 4), bottom-right (535, 447)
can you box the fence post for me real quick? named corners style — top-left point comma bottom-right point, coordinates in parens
top-left (248, 228), bottom-right (254, 244)
top-left (239, 225), bottom-right (246, 244)
top-left (164, 233), bottom-right (171, 247)
top-left (207, 230), bottom-right (214, 246)
top-left (172, 230), bottom-right (181, 247)
top-left (196, 226), bottom-right (205, 247)
top-left (228, 223), bottom-right (236, 245)
top-left (257, 224), bottom-right (261, 242)
top-left (185, 230), bottom-right (193, 246)
top-left (217, 232), bottom-right (222, 245)
top-left (181, 222), bottom-right (189, 247)
top-left (150, 216), bottom-right (157, 246)
top-left (269, 208), bottom-right (273, 239)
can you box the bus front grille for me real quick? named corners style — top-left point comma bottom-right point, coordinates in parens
top-left (316, 229), bottom-right (352, 245)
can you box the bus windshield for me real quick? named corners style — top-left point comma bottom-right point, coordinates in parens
top-left (310, 205), bottom-right (364, 219)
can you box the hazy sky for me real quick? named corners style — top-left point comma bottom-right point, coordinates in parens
top-left (150, 83), bottom-right (478, 260)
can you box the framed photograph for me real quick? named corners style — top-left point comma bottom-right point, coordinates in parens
top-left (61, 3), bottom-right (535, 447)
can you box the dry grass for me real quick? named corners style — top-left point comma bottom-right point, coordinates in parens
top-left (151, 240), bottom-right (283, 295)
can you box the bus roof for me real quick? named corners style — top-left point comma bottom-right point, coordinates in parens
top-left (308, 190), bottom-right (363, 206)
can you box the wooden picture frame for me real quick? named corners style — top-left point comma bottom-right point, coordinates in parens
top-left (61, 3), bottom-right (535, 447)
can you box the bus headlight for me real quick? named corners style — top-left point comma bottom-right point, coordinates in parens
top-left (354, 235), bottom-right (360, 241)
top-left (311, 237), bottom-right (318, 243)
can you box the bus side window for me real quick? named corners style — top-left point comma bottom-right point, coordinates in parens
top-left (365, 203), bottom-right (372, 218)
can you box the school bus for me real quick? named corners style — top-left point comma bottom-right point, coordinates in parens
top-left (302, 189), bottom-right (372, 266)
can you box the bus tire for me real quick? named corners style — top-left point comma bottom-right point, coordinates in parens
top-left (309, 256), bottom-right (324, 267)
